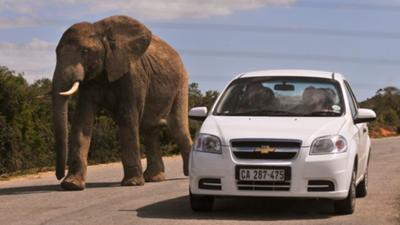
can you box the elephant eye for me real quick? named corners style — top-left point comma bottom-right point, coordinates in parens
top-left (81, 48), bottom-right (90, 54)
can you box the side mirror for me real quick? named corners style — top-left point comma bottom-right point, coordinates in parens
top-left (189, 107), bottom-right (208, 121)
top-left (354, 108), bottom-right (376, 124)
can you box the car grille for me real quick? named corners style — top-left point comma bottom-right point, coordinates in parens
top-left (231, 139), bottom-right (302, 160)
top-left (236, 181), bottom-right (291, 191)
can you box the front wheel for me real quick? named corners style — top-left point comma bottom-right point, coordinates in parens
top-left (190, 191), bottom-right (214, 212)
top-left (357, 150), bottom-right (370, 198)
top-left (334, 169), bottom-right (356, 215)
top-left (356, 169), bottom-right (368, 198)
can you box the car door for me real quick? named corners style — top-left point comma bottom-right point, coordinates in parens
top-left (344, 81), bottom-right (368, 178)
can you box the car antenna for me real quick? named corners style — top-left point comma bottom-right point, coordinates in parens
top-left (332, 72), bottom-right (335, 80)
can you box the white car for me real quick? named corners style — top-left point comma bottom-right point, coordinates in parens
top-left (188, 70), bottom-right (376, 214)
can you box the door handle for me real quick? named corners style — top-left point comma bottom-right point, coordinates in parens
top-left (363, 128), bottom-right (367, 133)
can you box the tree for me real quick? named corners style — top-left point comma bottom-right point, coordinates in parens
top-left (376, 86), bottom-right (400, 96)
top-left (0, 67), bottom-right (54, 174)
top-left (361, 86), bottom-right (400, 136)
top-left (383, 109), bottom-right (399, 125)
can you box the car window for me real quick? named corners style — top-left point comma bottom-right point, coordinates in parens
top-left (214, 77), bottom-right (345, 117)
top-left (343, 81), bottom-right (358, 117)
top-left (344, 81), bottom-right (360, 108)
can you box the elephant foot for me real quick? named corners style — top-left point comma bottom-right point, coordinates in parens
top-left (144, 170), bottom-right (165, 182)
top-left (121, 176), bottom-right (145, 186)
top-left (61, 176), bottom-right (85, 191)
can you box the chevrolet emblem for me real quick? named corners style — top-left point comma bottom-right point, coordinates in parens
top-left (255, 145), bottom-right (276, 154)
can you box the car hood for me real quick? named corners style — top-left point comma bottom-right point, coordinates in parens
top-left (201, 116), bottom-right (347, 147)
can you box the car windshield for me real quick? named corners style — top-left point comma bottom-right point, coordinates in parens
top-left (213, 77), bottom-right (345, 117)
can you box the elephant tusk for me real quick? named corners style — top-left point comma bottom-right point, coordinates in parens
top-left (59, 81), bottom-right (80, 96)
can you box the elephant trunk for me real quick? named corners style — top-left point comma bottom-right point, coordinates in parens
top-left (52, 63), bottom-right (84, 180)
top-left (52, 93), bottom-right (68, 180)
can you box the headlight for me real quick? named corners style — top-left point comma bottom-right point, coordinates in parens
top-left (310, 135), bottom-right (347, 155)
top-left (193, 134), bottom-right (222, 154)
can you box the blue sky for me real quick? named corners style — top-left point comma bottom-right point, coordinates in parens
top-left (0, 0), bottom-right (399, 100)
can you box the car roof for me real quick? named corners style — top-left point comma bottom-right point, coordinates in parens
top-left (238, 69), bottom-right (345, 81)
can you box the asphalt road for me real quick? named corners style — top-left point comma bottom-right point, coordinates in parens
top-left (1, 137), bottom-right (400, 225)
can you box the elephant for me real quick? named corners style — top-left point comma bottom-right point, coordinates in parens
top-left (52, 15), bottom-right (192, 190)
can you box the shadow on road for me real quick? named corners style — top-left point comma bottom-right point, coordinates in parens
top-left (0, 177), bottom-right (186, 196)
top-left (0, 182), bottom-right (121, 195)
top-left (134, 195), bottom-right (335, 221)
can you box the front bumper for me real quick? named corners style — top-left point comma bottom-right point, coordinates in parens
top-left (189, 146), bottom-right (353, 200)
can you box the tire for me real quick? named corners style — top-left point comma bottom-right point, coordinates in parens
top-left (334, 169), bottom-right (356, 215)
top-left (357, 150), bottom-right (371, 198)
top-left (356, 169), bottom-right (368, 198)
top-left (190, 191), bottom-right (214, 212)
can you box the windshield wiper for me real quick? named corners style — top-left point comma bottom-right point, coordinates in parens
top-left (222, 110), bottom-right (298, 116)
top-left (309, 110), bottom-right (342, 116)
top-left (217, 110), bottom-right (342, 116)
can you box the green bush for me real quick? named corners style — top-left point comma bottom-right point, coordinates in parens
top-left (0, 67), bottom-right (54, 175)
top-left (360, 89), bottom-right (400, 135)
top-left (88, 112), bottom-right (120, 164)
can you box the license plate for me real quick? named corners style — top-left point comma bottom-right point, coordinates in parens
top-left (238, 168), bottom-right (285, 181)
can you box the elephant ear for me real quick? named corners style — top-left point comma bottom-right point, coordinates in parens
top-left (96, 16), bottom-right (152, 82)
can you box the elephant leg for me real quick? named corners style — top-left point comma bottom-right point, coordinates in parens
top-left (168, 92), bottom-right (193, 176)
top-left (117, 110), bottom-right (144, 186)
top-left (143, 127), bottom-right (165, 182)
top-left (61, 93), bottom-right (96, 191)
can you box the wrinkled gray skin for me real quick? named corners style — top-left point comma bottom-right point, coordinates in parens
top-left (52, 15), bottom-right (192, 190)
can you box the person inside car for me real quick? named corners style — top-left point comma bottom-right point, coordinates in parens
top-left (237, 82), bottom-right (280, 112)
